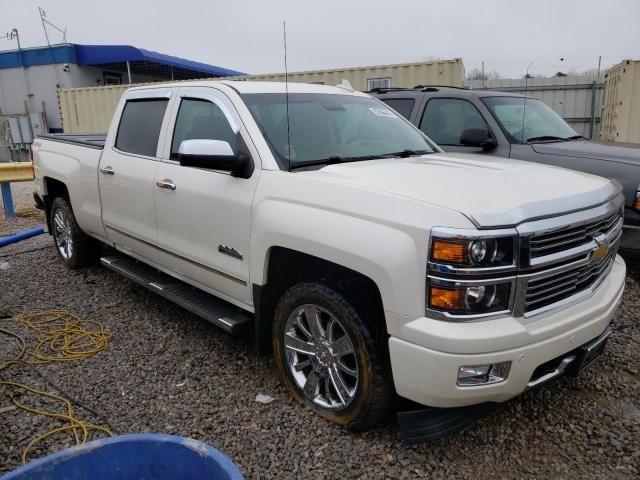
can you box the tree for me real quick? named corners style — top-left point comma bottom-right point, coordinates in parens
top-left (466, 68), bottom-right (502, 80)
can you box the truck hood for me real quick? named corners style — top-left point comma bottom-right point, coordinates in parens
top-left (531, 139), bottom-right (640, 166)
top-left (301, 152), bottom-right (620, 228)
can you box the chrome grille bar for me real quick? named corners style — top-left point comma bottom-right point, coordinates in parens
top-left (529, 209), bottom-right (621, 258)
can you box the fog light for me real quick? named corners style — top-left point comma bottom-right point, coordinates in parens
top-left (457, 361), bottom-right (511, 387)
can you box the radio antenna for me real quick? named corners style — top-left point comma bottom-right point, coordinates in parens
top-left (283, 21), bottom-right (292, 171)
top-left (520, 61), bottom-right (533, 144)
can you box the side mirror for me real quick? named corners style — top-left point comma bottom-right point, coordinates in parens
top-left (178, 139), bottom-right (253, 178)
top-left (460, 127), bottom-right (497, 151)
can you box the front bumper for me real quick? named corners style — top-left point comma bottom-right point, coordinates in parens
top-left (389, 255), bottom-right (626, 408)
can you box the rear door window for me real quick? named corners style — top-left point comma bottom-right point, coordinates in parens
top-left (115, 99), bottom-right (169, 156)
top-left (381, 98), bottom-right (415, 120)
top-left (419, 98), bottom-right (487, 146)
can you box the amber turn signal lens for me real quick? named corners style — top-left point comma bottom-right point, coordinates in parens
top-left (634, 199), bottom-right (640, 213)
top-left (429, 286), bottom-right (465, 310)
top-left (432, 240), bottom-right (469, 264)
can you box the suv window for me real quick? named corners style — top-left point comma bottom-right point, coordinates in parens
top-left (115, 99), bottom-right (169, 156)
top-left (381, 98), bottom-right (415, 120)
top-left (171, 98), bottom-right (237, 159)
top-left (419, 98), bottom-right (487, 146)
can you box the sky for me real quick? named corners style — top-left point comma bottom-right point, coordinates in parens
top-left (0, 0), bottom-right (639, 78)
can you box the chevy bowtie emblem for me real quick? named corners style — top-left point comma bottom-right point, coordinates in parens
top-left (590, 240), bottom-right (609, 263)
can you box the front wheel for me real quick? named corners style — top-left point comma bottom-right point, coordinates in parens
top-left (273, 283), bottom-right (393, 431)
top-left (50, 197), bottom-right (99, 269)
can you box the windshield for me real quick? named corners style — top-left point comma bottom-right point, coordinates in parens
top-left (482, 96), bottom-right (578, 144)
top-left (242, 93), bottom-right (436, 169)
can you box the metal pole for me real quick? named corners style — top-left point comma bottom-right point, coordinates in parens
top-left (126, 61), bottom-right (132, 84)
top-left (482, 61), bottom-right (485, 89)
top-left (589, 81), bottom-right (597, 139)
top-left (589, 56), bottom-right (602, 140)
top-left (170, 66), bottom-right (174, 81)
top-left (39, 7), bottom-right (51, 46)
top-left (1, 183), bottom-right (15, 219)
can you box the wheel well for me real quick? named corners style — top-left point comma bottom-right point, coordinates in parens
top-left (254, 247), bottom-right (387, 355)
top-left (43, 177), bottom-right (69, 233)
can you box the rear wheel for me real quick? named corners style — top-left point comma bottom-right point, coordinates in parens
top-left (273, 282), bottom-right (393, 431)
top-left (50, 197), bottom-right (99, 269)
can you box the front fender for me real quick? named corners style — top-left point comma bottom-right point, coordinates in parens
top-left (251, 198), bottom-right (426, 319)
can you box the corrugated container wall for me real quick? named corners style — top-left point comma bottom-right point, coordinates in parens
top-left (238, 58), bottom-right (465, 91)
top-left (58, 85), bottom-right (129, 134)
top-left (600, 60), bottom-right (640, 143)
top-left (466, 76), bottom-right (603, 139)
top-left (58, 59), bottom-right (464, 133)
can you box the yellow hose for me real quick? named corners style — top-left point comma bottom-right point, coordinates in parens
top-left (15, 208), bottom-right (43, 218)
top-left (0, 305), bottom-right (113, 464)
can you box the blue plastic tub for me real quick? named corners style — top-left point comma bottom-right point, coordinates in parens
top-left (1, 434), bottom-right (244, 480)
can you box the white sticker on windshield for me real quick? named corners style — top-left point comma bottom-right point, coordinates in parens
top-left (368, 107), bottom-right (398, 118)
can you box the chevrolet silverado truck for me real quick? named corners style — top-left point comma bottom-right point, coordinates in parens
top-left (371, 86), bottom-right (640, 254)
top-left (32, 81), bottom-right (626, 434)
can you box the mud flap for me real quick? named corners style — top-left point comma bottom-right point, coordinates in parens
top-left (397, 403), bottom-right (498, 444)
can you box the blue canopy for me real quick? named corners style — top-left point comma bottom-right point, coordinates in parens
top-left (75, 44), bottom-right (245, 77)
top-left (0, 44), bottom-right (245, 79)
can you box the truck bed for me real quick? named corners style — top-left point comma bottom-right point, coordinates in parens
top-left (37, 133), bottom-right (106, 149)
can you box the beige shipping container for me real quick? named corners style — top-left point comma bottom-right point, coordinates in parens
top-left (59, 58), bottom-right (464, 133)
top-left (600, 59), bottom-right (640, 143)
top-left (58, 84), bottom-right (129, 134)
top-left (239, 58), bottom-right (464, 91)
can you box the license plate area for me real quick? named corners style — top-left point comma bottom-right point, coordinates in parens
top-left (566, 329), bottom-right (610, 377)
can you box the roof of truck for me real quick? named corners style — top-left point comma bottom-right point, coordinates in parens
top-left (368, 86), bottom-right (525, 99)
top-left (125, 79), bottom-right (370, 96)
top-left (221, 80), bottom-right (370, 96)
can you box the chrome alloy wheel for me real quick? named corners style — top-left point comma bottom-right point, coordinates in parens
top-left (53, 208), bottom-right (73, 260)
top-left (284, 304), bottom-right (359, 410)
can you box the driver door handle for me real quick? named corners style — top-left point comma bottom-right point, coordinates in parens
top-left (156, 179), bottom-right (176, 191)
top-left (100, 166), bottom-right (115, 175)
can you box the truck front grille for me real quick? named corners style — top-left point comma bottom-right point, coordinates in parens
top-left (529, 209), bottom-right (622, 258)
top-left (524, 245), bottom-right (617, 313)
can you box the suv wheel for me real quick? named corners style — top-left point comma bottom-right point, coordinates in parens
top-left (273, 282), bottom-right (393, 431)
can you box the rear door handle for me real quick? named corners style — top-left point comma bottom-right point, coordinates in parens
top-left (156, 179), bottom-right (176, 191)
top-left (100, 166), bottom-right (115, 175)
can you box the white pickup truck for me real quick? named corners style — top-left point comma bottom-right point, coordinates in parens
top-left (32, 81), bottom-right (626, 435)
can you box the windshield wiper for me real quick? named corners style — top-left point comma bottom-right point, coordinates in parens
top-left (289, 155), bottom-right (380, 171)
top-left (289, 150), bottom-right (432, 171)
top-left (525, 135), bottom-right (568, 143)
top-left (565, 135), bottom-right (586, 140)
top-left (379, 149), bottom-right (431, 158)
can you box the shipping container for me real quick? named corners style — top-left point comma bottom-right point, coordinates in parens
top-left (237, 58), bottom-right (465, 91)
top-left (600, 59), bottom-right (640, 143)
top-left (58, 85), bottom-right (128, 134)
top-left (58, 59), bottom-right (464, 133)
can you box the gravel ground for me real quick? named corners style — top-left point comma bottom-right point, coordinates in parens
top-left (1, 182), bottom-right (639, 478)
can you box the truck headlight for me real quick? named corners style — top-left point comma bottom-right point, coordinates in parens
top-left (428, 282), bottom-right (512, 315)
top-left (427, 227), bottom-right (518, 319)
top-left (431, 236), bottom-right (515, 268)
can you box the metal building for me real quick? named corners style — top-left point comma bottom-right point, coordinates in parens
top-left (0, 43), bottom-right (245, 160)
top-left (466, 76), bottom-right (604, 139)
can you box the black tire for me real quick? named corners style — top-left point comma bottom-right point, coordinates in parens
top-left (50, 197), bottom-right (99, 269)
top-left (273, 282), bottom-right (393, 431)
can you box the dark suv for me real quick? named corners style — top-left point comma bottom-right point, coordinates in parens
top-left (371, 86), bottom-right (640, 252)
